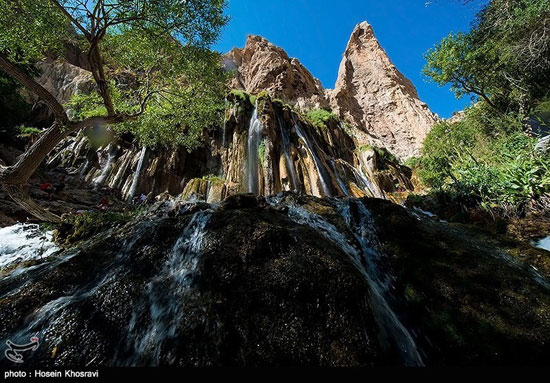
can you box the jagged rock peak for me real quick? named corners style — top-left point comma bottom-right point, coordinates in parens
top-left (329, 21), bottom-right (438, 160)
top-left (223, 35), bottom-right (329, 110)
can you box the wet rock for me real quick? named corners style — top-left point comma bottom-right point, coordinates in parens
top-left (0, 194), bottom-right (548, 366)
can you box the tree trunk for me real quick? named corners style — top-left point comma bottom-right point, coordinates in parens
top-left (3, 184), bottom-right (62, 223)
top-left (0, 123), bottom-right (76, 223)
top-left (1, 123), bottom-right (76, 185)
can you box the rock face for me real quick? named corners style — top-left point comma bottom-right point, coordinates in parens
top-left (35, 59), bottom-right (94, 106)
top-left (223, 35), bottom-right (329, 110)
top-left (44, 93), bottom-right (413, 211)
top-left (329, 22), bottom-right (437, 160)
top-left (0, 193), bottom-right (549, 366)
top-left (224, 22), bottom-right (438, 160)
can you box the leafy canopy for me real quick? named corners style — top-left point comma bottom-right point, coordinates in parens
top-left (0, 0), bottom-right (229, 151)
top-left (423, 0), bottom-right (550, 114)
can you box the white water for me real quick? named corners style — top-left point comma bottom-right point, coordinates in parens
top-left (293, 121), bottom-right (332, 197)
top-left (351, 166), bottom-right (378, 198)
top-left (247, 104), bottom-right (263, 195)
top-left (124, 211), bottom-right (212, 366)
top-left (127, 147), bottom-right (148, 201)
top-left (277, 115), bottom-right (299, 191)
top-left (533, 236), bottom-right (550, 252)
top-left (331, 160), bottom-right (349, 196)
top-left (93, 145), bottom-right (117, 187)
top-left (277, 199), bottom-right (423, 366)
top-left (0, 224), bottom-right (59, 271)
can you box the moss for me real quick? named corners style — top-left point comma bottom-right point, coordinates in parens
top-left (228, 89), bottom-right (257, 106)
top-left (55, 210), bottom-right (137, 246)
top-left (359, 144), bottom-right (373, 152)
top-left (304, 109), bottom-right (339, 132)
top-left (258, 140), bottom-right (267, 167)
top-left (17, 125), bottom-right (41, 136)
top-left (202, 174), bottom-right (226, 184)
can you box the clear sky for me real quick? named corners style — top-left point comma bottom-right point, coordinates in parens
top-left (214, 0), bottom-right (486, 119)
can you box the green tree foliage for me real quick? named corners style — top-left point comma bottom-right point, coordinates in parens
top-left (0, 0), bottom-right (229, 150)
top-left (419, 102), bottom-right (550, 206)
top-left (424, 0), bottom-right (550, 114)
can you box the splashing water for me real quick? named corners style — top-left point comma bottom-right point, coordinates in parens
top-left (0, 224), bottom-right (59, 272)
top-left (122, 211), bottom-right (212, 366)
top-left (274, 198), bottom-right (424, 366)
top-left (127, 146), bottom-right (148, 201)
top-left (293, 120), bottom-right (332, 197)
top-left (247, 103), bottom-right (263, 195)
top-left (532, 236), bottom-right (550, 252)
top-left (93, 145), bottom-right (118, 188)
top-left (331, 160), bottom-right (349, 196)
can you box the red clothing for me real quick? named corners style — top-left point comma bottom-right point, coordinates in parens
top-left (40, 182), bottom-right (52, 191)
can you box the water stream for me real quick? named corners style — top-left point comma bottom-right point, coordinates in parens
top-left (127, 147), bottom-right (148, 201)
top-left (247, 103), bottom-right (263, 195)
top-left (277, 114), bottom-right (299, 191)
top-left (293, 120), bottom-right (332, 197)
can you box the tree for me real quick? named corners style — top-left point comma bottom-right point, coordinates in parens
top-left (423, 0), bottom-right (550, 115)
top-left (0, 0), bottom-right (228, 222)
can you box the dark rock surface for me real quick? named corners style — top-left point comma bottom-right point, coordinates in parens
top-left (0, 194), bottom-right (548, 366)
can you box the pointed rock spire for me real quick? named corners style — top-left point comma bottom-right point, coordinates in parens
top-left (329, 21), bottom-right (437, 160)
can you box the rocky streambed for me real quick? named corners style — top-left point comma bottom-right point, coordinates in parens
top-left (0, 193), bottom-right (549, 367)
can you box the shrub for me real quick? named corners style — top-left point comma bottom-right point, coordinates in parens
top-left (304, 109), bottom-right (339, 131)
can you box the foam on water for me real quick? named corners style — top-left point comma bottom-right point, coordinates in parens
top-left (0, 223), bottom-right (59, 271)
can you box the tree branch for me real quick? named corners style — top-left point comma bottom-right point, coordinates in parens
top-left (0, 53), bottom-right (68, 123)
top-left (48, 0), bottom-right (91, 39)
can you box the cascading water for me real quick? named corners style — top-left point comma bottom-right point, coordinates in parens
top-left (127, 146), bottom-right (148, 201)
top-left (331, 160), bottom-right (349, 196)
top-left (247, 103), bottom-right (263, 195)
top-left (351, 165), bottom-right (378, 198)
top-left (122, 211), bottom-right (212, 366)
top-left (0, 224), bottom-right (59, 272)
top-left (277, 114), bottom-right (298, 191)
top-left (271, 197), bottom-right (424, 366)
top-left (293, 120), bottom-right (332, 197)
top-left (93, 145), bottom-right (118, 188)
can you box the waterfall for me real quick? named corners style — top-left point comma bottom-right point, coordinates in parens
top-left (275, 198), bottom-right (424, 366)
top-left (123, 211), bottom-right (212, 366)
top-left (247, 103), bottom-right (263, 195)
top-left (331, 160), bottom-right (349, 196)
top-left (127, 146), bottom-right (148, 201)
top-left (356, 153), bottom-right (385, 199)
top-left (351, 166), bottom-right (378, 198)
top-left (0, 224), bottom-right (59, 272)
top-left (277, 114), bottom-right (298, 191)
top-left (293, 120), bottom-right (332, 197)
top-left (93, 145), bottom-right (117, 188)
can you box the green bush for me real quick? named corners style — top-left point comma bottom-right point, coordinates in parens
top-left (304, 109), bottom-right (339, 131)
top-left (418, 103), bottom-right (550, 207)
top-left (18, 125), bottom-right (41, 136)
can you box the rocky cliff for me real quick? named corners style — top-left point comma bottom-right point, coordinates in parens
top-left (329, 22), bottom-right (437, 160)
top-left (224, 22), bottom-right (438, 160)
top-left (223, 35), bottom-right (329, 110)
top-left (44, 92), bottom-right (412, 209)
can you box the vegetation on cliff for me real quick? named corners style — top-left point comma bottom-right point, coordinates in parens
top-left (415, 0), bottom-right (550, 215)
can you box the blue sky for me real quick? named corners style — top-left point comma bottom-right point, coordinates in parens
top-left (215, 0), bottom-right (486, 119)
